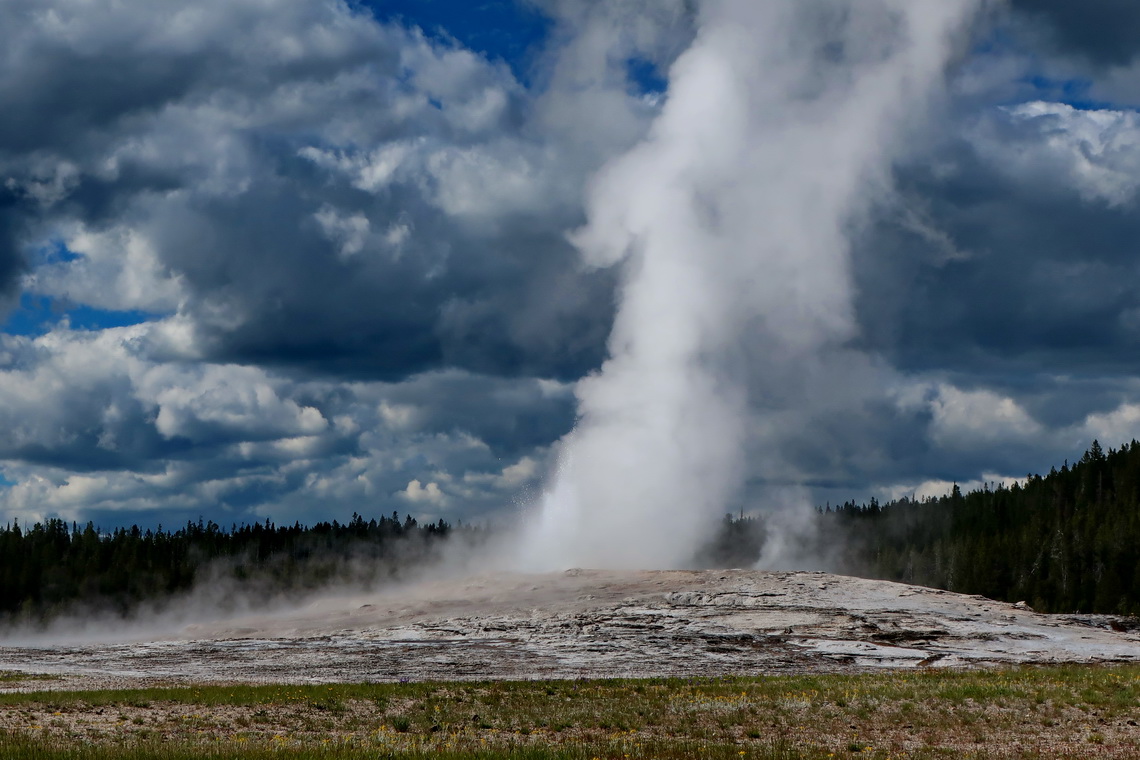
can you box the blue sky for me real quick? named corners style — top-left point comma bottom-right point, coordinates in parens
top-left (1, 0), bottom-right (1140, 535)
top-left (362, 0), bottom-right (550, 76)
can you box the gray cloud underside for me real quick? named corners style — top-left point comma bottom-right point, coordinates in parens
top-left (1009, 0), bottom-right (1140, 66)
top-left (0, 322), bottom-right (572, 525)
top-left (2, 0), bottom-right (673, 381)
top-left (0, 0), bottom-right (1139, 526)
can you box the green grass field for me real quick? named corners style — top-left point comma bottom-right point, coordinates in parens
top-left (1, 664), bottom-right (1138, 758)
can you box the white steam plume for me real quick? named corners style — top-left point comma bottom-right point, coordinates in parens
top-left (518, 0), bottom-right (981, 570)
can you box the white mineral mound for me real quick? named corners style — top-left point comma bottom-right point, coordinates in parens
top-left (2, 570), bottom-right (1138, 688)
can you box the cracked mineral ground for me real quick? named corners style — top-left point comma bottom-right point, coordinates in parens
top-left (2, 570), bottom-right (1139, 689)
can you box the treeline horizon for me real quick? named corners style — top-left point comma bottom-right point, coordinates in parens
top-left (3, 439), bottom-right (1139, 625)
top-left (829, 437), bottom-right (1140, 615)
top-left (708, 438), bottom-right (1140, 616)
top-left (0, 511), bottom-right (465, 624)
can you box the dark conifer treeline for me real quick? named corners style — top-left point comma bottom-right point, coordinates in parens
top-left (5, 440), bottom-right (1140, 624)
top-left (824, 439), bottom-right (1140, 615)
top-left (695, 513), bottom-right (767, 569)
top-left (0, 512), bottom-right (458, 623)
top-left (704, 440), bottom-right (1140, 615)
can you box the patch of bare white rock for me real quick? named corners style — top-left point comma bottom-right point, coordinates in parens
top-left (2, 570), bottom-right (1138, 688)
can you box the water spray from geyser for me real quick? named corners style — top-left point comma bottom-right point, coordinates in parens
top-left (517, 0), bottom-right (982, 571)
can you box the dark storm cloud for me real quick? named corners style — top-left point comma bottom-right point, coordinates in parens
top-left (0, 0), bottom-right (699, 527)
top-left (4, 0), bottom-right (1139, 531)
top-left (808, 96), bottom-right (1140, 501)
top-left (377, 370), bottom-right (576, 456)
top-left (0, 0), bottom-right (394, 155)
top-left (0, 188), bottom-right (30, 309)
top-left (856, 170), bottom-right (1140, 379)
top-left (161, 185), bottom-right (613, 382)
top-left (0, 0), bottom-right (643, 385)
top-left (1010, 0), bottom-right (1140, 66)
top-left (705, 82), bottom-right (1140, 511)
top-left (853, 103), bottom-right (1140, 385)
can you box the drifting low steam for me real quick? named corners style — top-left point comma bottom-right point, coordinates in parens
top-left (519, 0), bottom-right (983, 570)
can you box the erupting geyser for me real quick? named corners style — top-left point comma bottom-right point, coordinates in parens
top-left (518, 0), bottom-right (983, 571)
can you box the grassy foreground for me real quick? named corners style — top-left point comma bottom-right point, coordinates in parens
top-left (1, 665), bottom-right (1139, 759)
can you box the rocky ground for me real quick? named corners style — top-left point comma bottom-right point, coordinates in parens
top-left (2, 569), bottom-right (1138, 689)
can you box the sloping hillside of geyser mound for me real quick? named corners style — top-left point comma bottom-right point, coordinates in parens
top-left (3, 569), bottom-right (1139, 689)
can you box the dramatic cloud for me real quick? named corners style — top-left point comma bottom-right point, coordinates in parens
top-left (0, 320), bottom-right (558, 527)
top-left (854, 100), bottom-right (1140, 383)
top-left (0, 0), bottom-right (1138, 537)
top-left (0, 0), bottom-right (633, 526)
top-left (0, 0), bottom-right (643, 382)
top-left (1009, 0), bottom-right (1140, 66)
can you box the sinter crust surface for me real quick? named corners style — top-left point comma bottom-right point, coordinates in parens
top-left (2, 569), bottom-right (1138, 689)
